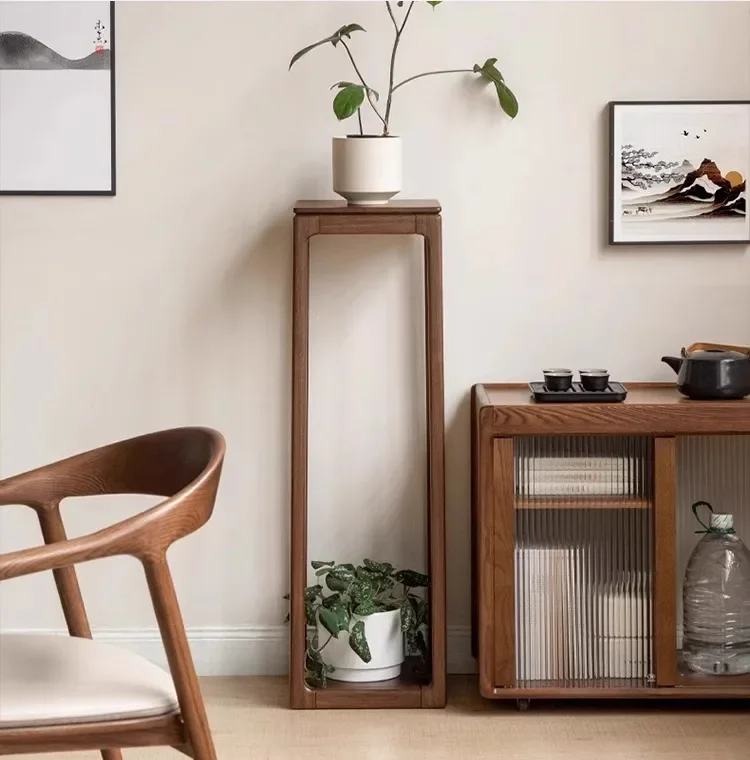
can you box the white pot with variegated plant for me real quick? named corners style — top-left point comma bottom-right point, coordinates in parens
top-left (291, 559), bottom-right (429, 685)
top-left (289, 1), bottom-right (519, 205)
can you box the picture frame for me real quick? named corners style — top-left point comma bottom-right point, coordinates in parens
top-left (0, 1), bottom-right (116, 196)
top-left (609, 101), bottom-right (750, 245)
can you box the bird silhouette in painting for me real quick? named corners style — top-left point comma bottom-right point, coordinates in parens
top-left (682, 130), bottom-right (689, 136)
top-left (704, 129), bottom-right (707, 132)
top-left (696, 135), bottom-right (701, 139)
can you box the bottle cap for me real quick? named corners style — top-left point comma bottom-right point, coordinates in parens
top-left (710, 513), bottom-right (734, 531)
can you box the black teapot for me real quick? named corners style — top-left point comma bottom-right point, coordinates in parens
top-left (662, 342), bottom-right (750, 400)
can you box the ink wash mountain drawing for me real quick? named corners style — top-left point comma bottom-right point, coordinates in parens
top-left (0, 1), bottom-right (115, 194)
top-left (0, 31), bottom-right (110, 69)
top-left (610, 102), bottom-right (750, 244)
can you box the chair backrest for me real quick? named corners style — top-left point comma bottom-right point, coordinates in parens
top-left (0, 427), bottom-right (225, 562)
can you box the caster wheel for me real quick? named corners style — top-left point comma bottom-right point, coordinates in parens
top-left (516, 699), bottom-right (531, 712)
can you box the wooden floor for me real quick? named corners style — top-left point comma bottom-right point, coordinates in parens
top-left (24, 677), bottom-right (750, 760)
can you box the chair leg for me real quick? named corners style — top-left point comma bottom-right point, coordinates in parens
top-left (102, 749), bottom-right (124, 760)
top-left (144, 558), bottom-right (217, 760)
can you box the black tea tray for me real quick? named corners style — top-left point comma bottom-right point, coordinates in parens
top-left (529, 381), bottom-right (628, 403)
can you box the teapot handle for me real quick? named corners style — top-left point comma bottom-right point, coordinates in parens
top-left (685, 341), bottom-right (750, 357)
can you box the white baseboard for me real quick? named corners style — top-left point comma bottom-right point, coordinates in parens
top-left (1, 625), bottom-right (477, 677)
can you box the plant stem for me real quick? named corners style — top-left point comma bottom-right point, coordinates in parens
top-left (385, 0), bottom-right (399, 32)
top-left (357, 108), bottom-right (363, 136)
top-left (383, 0), bottom-right (415, 135)
top-left (339, 39), bottom-right (388, 132)
top-left (392, 68), bottom-right (474, 93)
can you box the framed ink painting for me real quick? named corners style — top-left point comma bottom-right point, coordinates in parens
top-left (609, 101), bottom-right (750, 245)
top-left (0, 1), bottom-right (115, 195)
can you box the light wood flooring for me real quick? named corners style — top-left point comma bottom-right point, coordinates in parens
top-left (24, 677), bottom-right (750, 760)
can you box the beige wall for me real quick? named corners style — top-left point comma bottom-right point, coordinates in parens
top-left (0, 1), bottom-right (749, 673)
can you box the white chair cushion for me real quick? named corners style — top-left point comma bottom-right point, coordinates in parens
top-left (0, 634), bottom-right (180, 728)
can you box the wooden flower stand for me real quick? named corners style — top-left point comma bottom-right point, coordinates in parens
top-left (290, 200), bottom-right (446, 709)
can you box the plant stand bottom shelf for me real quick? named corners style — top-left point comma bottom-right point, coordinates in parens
top-left (304, 657), bottom-right (437, 709)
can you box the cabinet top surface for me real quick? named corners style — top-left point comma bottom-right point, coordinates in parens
top-left (474, 383), bottom-right (750, 435)
top-left (294, 200), bottom-right (441, 214)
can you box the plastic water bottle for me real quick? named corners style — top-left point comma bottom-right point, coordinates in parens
top-left (683, 504), bottom-right (750, 675)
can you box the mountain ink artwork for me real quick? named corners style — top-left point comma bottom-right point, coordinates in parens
top-left (609, 102), bottom-right (750, 244)
top-left (0, 1), bottom-right (115, 194)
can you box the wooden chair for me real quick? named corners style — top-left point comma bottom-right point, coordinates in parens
top-left (0, 427), bottom-right (225, 759)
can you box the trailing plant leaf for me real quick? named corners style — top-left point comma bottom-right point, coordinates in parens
top-left (353, 597), bottom-right (377, 616)
top-left (329, 565), bottom-right (356, 583)
top-left (416, 630), bottom-right (429, 657)
top-left (325, 574), bottom-right (351, 593)
top-left (395, 569), bottom-right (429, 588)
top-left (364, 558), bottom-right (394, 574)
top-left (348, 620), bottom-right (372, 663)
top-left (318, 607), bottom-right (342, 637)
top-left (304, 584), bottom-right (322, 602)
top-left (288, 24), bottom-right (366, 70)
top-left (304, 600), bottom-right (316, 626)
top-left (311, 560), bottom-right (334, 570)
top-left (321, 592), bottom-right (341, 609)
top-left (400, 600), bottom-right (416, 632)
top-left (334, 602), bottom-right (351, 631)
top-left (416, 598), bottom-right (429, 626)
top-left (349, 579), bottom-right (375, 604)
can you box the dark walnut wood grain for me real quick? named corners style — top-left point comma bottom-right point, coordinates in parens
top-left (472, 382), bottom-right (750, 701)
top-left (290, 201), bottom-right (445, 710)
top-left (294, 199), bottom-right (441, 214)
top-left (0, 427), bottom-right (225, 758)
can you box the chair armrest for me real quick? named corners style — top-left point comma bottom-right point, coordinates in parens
top-left (0, 527), bottom-right (120, 581)
top-left (0, 500), bottom-right (168, 580)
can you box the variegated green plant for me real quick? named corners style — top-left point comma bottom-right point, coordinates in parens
top-left (286, 559), bottom-right (429, 688)
top-left (288, 1), bottom-right (518, 136)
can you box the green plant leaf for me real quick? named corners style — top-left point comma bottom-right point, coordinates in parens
top-left (331, 82), bottom-right (379, 101)
top-left (333, 85), bottom-right (365, 121)
top-left (311, 560), bottom-right (334, 570)
top-left (321, 592), bottom-right (341, 609)
top-left (354, 598), bottom-right (377, 616)
top-left (304, 584), bottom-right (322, 602)
top-left (349, 579), bottom-right (375, 604)
top-left (304, 601), bottom-right (316, 626)
top-left (331, 23), bottom-right (366, 45)
top-left (315, 567), bottom-right (331, 576)
top-left (394, 569), bottom-right (429, 588)
top-left (334, 603), bottom-right (351, 631)
top-left (364, 558), bottom-right (394, 574)
top-left (472, 59), bottom-right (517, 118)
top-left (289, 24), bottom-right (366, 70)
top-left (495, 81), bottom-right (518, 118)
top-left (416, 598), bottom-right (429, 626)
top-left (400, 600), bottom-right (416, 632)
top-left (348, 620), bottom-right (372, 663)
top-left (318, 607), bottom-right (342, 637)
top-left (326, 574), bottom-right (351, 593)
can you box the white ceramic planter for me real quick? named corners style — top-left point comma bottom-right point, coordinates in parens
top-left (332, 136), bottom-right (402, 206)
top-left (318, 608), bottom-right (404, 683)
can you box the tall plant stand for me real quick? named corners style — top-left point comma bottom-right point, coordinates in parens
top-left (290, 200), bottom-right (446, 709)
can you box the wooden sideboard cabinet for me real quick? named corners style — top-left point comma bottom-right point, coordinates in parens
top-left (471, 382), bottom-right (750, 708)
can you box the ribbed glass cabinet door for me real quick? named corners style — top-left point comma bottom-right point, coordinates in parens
top-left (513, 436), bottom-right (654, 687)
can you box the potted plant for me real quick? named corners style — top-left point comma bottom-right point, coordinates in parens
top-left (287, 559), bottom-right (429, 686)
top-left (289, 1), bottom-right (518, 205)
